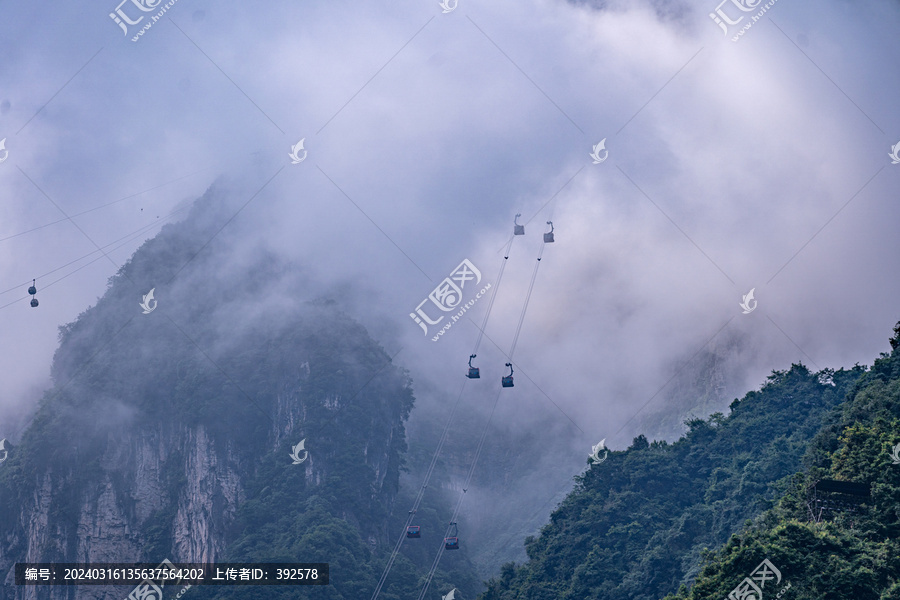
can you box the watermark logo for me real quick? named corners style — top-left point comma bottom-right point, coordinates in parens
top-left (740, 288), bottom-right (757, 314)
top-left (439, 0), bottom-right (458, 13)
top-left (410, 259), bottom-right (491, 341)
top-left (589, 439), bottom-right (608, 465)
top-left (289, 139), bottom-right (307, 164)
top-left (110, 0), bottom-right (182, 42)
top-left (709, 0), bottom-right (758, 35)
top-left (140, 288), bottom-right (157, 314)
top-left (889, 141), bottom-right (900, 164)
top-left (590, 139), bottom-right (608, 164)
top-left (125, 558), bottom-right (192, 600)
top-left (290, 439), bottom-right (308, 465)
top-left (0, 439), bottom-right (9, 463)
top-left (0, 138), bottom-right (8, 163)
top-left (110, 0), bottom-right (160, 35)
top-left (726, 558), bottom-right (789, 600)
top-left (710, 0), bottom-right (778, 41)
top-left (126, 578), bottom-right (163, 599)
top-left (442, 589), bottom-right (458, 600)
top-left (890, 442), bottom-right (900, 465)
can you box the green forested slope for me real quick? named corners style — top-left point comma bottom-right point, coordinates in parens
top-left (479, 326), bottom-right (900, 600)
top-left (664, 326), bottom-right (900, 600)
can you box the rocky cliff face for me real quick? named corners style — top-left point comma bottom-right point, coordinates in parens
top-left (1, 325), bottom-right (409, 599)
top-left (3, 424), bottom-right (244, 599)
top-left (0, 187), bottom-right (413, 600)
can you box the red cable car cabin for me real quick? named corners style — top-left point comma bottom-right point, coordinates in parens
top-left (444, 522), bottom-right (459, 549)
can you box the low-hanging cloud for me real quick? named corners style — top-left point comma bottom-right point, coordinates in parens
top-left (1, 0), bottom-right (898, 473)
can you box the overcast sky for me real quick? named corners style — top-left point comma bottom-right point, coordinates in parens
top-left (2, 0), bottom-right (899, 459)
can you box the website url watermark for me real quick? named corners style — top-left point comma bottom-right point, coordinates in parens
top-left (409, 259), bottom-right (490, 342)
top-left (109, 0), bottom-right (182, 42)
top-left (429, 282), bottom-right (491, 342)
top-left (709, 0), bottom-right (781, 42)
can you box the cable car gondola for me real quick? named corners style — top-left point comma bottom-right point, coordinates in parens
top-left (543, 221), bottom-right (554, 243)
top-left (28, 279), bottom-right (38, 308)
top-left (501, 363), bottom-right (514, 388)
top-left (466, 354), bottom-right (480, 379)
top-left (514, 213), bottom-right (525, 236)
top-left (444, 522), bottom-right (459, 550)
top-left (406, 525), bottom-right (421, 538)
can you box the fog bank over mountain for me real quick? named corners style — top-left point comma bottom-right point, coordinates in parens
top-left (1, 0), bottom-right (898, 517)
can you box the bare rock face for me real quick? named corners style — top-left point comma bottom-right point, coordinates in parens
top-left (2, 401), bottom-right (403, 599)
top-left (0, 188), bottom-right (413, 599)
top-left (0, 424), bottom-right (237, 599)
top-left (0, 344), bottom-right (408, 600)
top-left (173, 426), bottom-right (242, 563)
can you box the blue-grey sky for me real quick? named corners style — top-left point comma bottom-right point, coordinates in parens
top-left (1, 0), bottom-right (899, 459)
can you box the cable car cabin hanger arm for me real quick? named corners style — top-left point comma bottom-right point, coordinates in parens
top-left (466, 354), bottom-right (480, 379)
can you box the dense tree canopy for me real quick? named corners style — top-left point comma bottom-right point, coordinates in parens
top-left (481, 325), bottom-right (900, 600)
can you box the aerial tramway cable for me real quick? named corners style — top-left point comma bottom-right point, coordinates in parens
top-left (372, 215), bottom-right (525, 599)
top-left (417, 216), bottom-right (554, 600)
top-left (502, 216), bottom-right (554, 386)
top-left (467, 215), bottom-right (523, 377)
top-left (369, 379), bottom-right (468, 600)
top-left (0, 208), bottom-right (191, 312)
top-left (418, 217), bottom-right (557, 597)
top-left (473, 218), bottom-right (520, 354)
top-left (507, 242), bottom-right (545, 361)
top-left (415, 385), bottom-right (503, 600)
top-left (372, 213), bottom-right (551, 600)
top-left (416, 214), bottom-right (559, 598)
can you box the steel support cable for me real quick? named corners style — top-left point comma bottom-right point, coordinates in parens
top-left (507, 242), bottom-right (545, 361)
top-left (472, 234), bottom-right (516, 355)
top-left (0, 212), bottom-right (189, 312)
top-left (368, 509), bottom-right (418, 600)
top-left (508, 200), bottom-right (555, 360)
top-left (415, 387), bottom-right (503, 600)
top-left (0, 203), bottom-right (192, 301)
top-left (374, 216), bottom-right (535, 599)
top-left (419, 218), bottom-right (556, 596)
top-left (369, 379), bottom-right (468, 600)
top-left (416, 531), bottom-right (449, 600)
